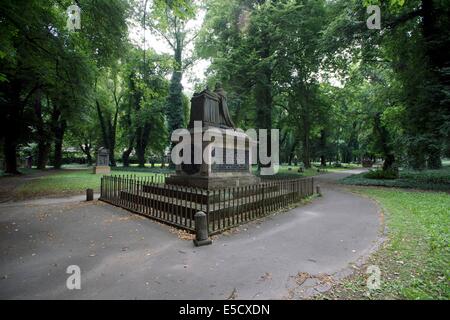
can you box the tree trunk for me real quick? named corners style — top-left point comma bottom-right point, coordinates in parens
top-left (2, 80), bottom-right (28, 174)
top-left (3, 134), bottom-right (19, 174)
top-left (95, 100), bottom-right (117, 167)
top-left (108, 141), bottom-right (116, 167)
top-left (122, 133), bottom-right (135, 167)
top-left (37, 143), bottom-right (51, 170)
top-left (135, 124), bottom-right (151, 168)
top-left (255, 76), bottom-right (273, 169)
top-left (382, 154), bottom-right (395, 171)
top-left (427, 149), bottom-right (442, 169)
top-left (34, 93), bottom-right (51, 170)
top-left (86, 151), bottom-right (92, 166)
top-left (373, 113), bottom-right (396, 171)
top-left (166, 43), bottom-right (184, 170)
top-left (53, 120), bottom-right (66, 169)
top-left (301, 113), bottom-right (311, 169)
top-left (80, 143), bottom-right (93, 166)
top-left (302, 133), bottom-right (311, 168)
top-left (419, 0), bottom-right (447, 169)
top-left (122, 147), bottom-right (133, 167)
top-left (319, 130), bottom-right (327, 167)
top-left (136, 147), bottom-right (146, 168)
top-left (288, 140), bottom-right (299, 167)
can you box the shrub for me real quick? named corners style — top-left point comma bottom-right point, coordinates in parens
top-left (364, 169), bottom-right (399, 180)
top-left (340, 166), bottom-right (450, 191)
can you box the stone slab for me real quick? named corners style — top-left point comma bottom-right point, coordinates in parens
top-left (93, 166), bottom-right (111, 174)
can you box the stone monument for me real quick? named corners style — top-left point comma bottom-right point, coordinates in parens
top-left (93, 147), bottom-right (111, 174)
top-left (166, 83), bottom-right (260, 189)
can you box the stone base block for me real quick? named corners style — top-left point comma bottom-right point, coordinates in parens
top-left (165, 174), bottom-right (261, 189)
top-left (93, 166), bottom-right (111, 174)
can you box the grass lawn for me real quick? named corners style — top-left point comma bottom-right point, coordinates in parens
top-left (341, 166), bottom-right (450, 192)
top-left (4, 164), bottom-right (325, 199)
top-left (319, 187), bottom-right (450, 300)
top-left (11, 168), bottom-right (171, 199)
top-left (265, 166), bottom-right (325, 177)
top-left (253, 164), bottom-right (355, 177)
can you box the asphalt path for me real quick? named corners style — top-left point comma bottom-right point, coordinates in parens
top-left (0, 169), bottom-right (381, 299)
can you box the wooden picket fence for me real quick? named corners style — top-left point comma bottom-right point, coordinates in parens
top-left (100, 174), bottom-right (314, 235)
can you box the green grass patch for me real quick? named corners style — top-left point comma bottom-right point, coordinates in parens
top-left (319, 188), bottom-right (450, 300)
top-left (9, 165), bottom-right (323, 199)
top-left (268, 166), bottom-right (323, 177)
top-left (341, 167), bottom-right (450, 191)
top-left (12, 169), bottom-right (168, 199)
top-left (111, 166), bottom-right (174, 174)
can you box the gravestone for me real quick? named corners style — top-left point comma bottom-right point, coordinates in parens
top-left (93, 147), bottom-right (111, 174)
top-left (166, 83), bottom-right (260, 189)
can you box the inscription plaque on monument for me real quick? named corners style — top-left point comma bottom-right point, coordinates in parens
top-left (211, 148), bottom-right (249, 173)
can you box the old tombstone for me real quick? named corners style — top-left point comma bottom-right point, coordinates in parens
top-left (93, 147), bottom-right (111, 174)
top-left (166, 83), bottom-right (260, 189)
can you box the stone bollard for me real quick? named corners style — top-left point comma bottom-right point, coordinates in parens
top-left (316, 185), bottom-right (322, 197)
top-left (86, 188), bottom-right (94, 201)
top-left (193, 211), bottom-right (212, 247)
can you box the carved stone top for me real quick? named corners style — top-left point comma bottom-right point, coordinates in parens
top-left (188, 83), bottom-right (235, 129)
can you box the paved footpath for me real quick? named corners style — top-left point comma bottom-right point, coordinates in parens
top-left (0, 170), bottom-right (382, 299)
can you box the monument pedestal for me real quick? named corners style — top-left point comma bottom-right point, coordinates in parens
top-left (166, 125), bottom-right (260, 190)
top-left (166, 173), bottom-right (260, 189)
top-left (93, 166), bottom-right (111, 174)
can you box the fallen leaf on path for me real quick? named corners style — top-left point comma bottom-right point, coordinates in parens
top-left (295, 272), bottom-right (310, 286)
top-left (227, 288), bottom-right (237, 300)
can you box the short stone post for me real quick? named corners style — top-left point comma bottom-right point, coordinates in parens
top-left (86, 188), bottom-right (94, 201)
top-left (316, 185), bottom-right (322, 197)
top-left (193, 211), bottom-right (212, 247)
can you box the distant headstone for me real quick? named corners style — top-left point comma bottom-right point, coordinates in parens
top-left (93, 147), bottom-right (111, 174)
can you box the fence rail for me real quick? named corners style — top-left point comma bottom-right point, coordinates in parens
top-left (100, 174), bottom-right (314, 235)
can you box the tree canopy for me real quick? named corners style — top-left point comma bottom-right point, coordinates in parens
top-left (1, 0), bottom-right (449, 173)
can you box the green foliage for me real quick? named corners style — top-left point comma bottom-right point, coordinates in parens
top-left (12, 169), bottom-right (169, 199)
top-left (0, 0), bottom-right (130, 172)
top-left (342, 166), bottom-right (450, 191)
top-left (1, 0), bottom-right (449, 176)
top-left (364, 168), bottom-right (399, 180)
top-left (197, 0), bottom-right (332, 168)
